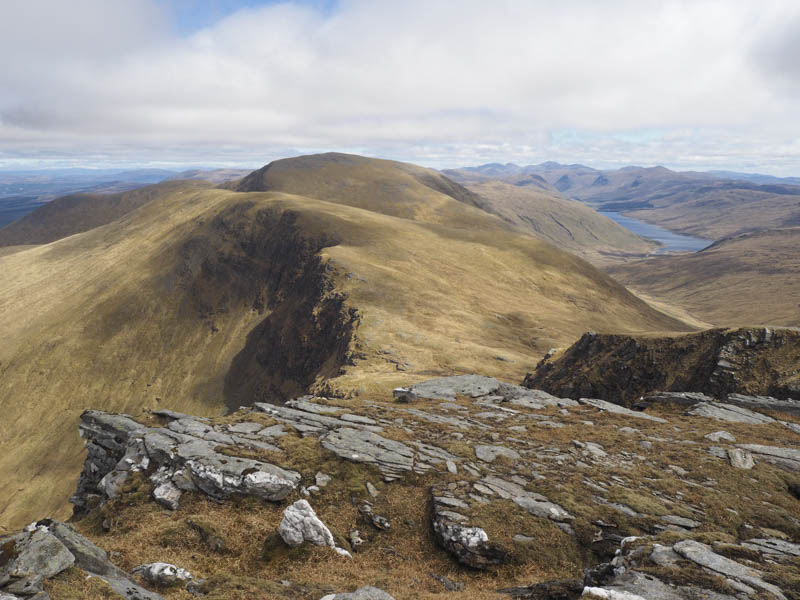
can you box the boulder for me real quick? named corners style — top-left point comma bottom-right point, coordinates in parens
top-left (704, 431), bottom-right (736, 443)
top-left (727, 448), bottom-right (754, 470)
top-left (278, 500), bottom-right (350, 557)
top-left (132, 562), bottom-right (193, 587)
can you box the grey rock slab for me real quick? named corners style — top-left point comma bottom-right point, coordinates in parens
top-left (403, 375), bottom-right (501, 400)
top-left (725, 393), bottom-right (800, 417)
top-left (254, 403), bottom-right (381, 435)
top-left (513, 497), bottom-right (574, 522)
top-left (660, 515), bottom-right (700, 529)
top-left (401, 407), bottom-right (477, 430)
top-left (728, 448), bottom-right (754, 470)
top-left (44, 521), bottom-right (122, 579)
top-left (320, 427), bottom-right (417, 480)
top-left (641, 391), bottom-right (715, 408)
top-left (340, 414), bottom-right (378, 425)
top-left (496, 384), bottom-right (578, 410)
top-left (688, 402), bottom-right (775, 424)
top-left (573, 440), bottom-right (607, 458)
top-left (223, 422), bottom-right (264, 434)
top-left (578, 398), bottom-right (667, 423)
top-left (649, 544), bottom-right (681, 567)
top-left (704, 431), bottom-right (736, 443)
top-left (320, 587), bottom-right (396, 600)
top-left (737, 443), bottom-right (800, 471)
top-left (35, 521), bottom-right (165, 600)
top-left (474, 445), bottom-right (520, 463)
top-left (151, 409), bottom-right (203, 421)
top-left (673, 539), bottom-right (786, 599)
top-left (171, 438), bottom-right (300, 501)
top-left (285, 398), bottom-right (343, 414)
top-left (743, 538), bottom-right (800, 559)
top-left (1, 529), bottom-right (74, 584)
top-left (585, 569), bottom-right (738, 600)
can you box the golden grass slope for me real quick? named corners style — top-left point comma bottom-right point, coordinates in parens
top-left (608, 227), bottom-right (800, 327)
top-left (461, 180), bottom-right (658, 266)
top-left (0, 154), bottom-right (690, 530)
top-left (0, 181), bottom-right (204, 247)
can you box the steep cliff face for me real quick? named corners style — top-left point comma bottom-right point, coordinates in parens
top-left (172, 203), bottom-right (360, 407)
top-left (524, 327), bottom-right (800, 405)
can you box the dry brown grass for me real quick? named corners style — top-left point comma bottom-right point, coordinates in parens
top-left (43, 567), bottom-right (125, 599)
top-left (609, 227), bottom-right (800, 327)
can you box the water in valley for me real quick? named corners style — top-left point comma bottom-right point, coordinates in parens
top-left (602, 211), bottom-right (712, 253)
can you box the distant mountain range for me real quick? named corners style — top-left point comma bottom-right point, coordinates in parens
top-left (446, 162), bottom-right (800, 240)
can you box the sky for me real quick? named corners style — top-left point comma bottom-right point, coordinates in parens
top-left (1, 0), bottom-right (799, 174)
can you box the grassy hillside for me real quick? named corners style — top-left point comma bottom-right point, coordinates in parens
top-left (618, 183), bottom-right (800, 239)
top-left (0, 154), bottom-right (691, 531)
top-left (608, 227), bottom-right (800, 327)
top-left (459, 180), bottom-right (657, 265)
top-left (0, 181), bottom-right (204, 247)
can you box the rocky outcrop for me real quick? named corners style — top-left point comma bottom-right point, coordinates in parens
top-left (173, 203), bottom-right (359, 408)
top-left (15, 374), bottom-right (800, 599)
top-left (71, 409), bottom-right (300, 515)
top-left (0, 520), bottom-right (163, 600)
top-left (525, 328), bottom-right (800, 405)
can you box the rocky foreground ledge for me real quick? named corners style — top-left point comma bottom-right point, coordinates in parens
top-left (3, 375), bottom-right (800, 599)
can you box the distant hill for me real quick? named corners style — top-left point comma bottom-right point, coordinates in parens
top-left (709, 170), bottom-right (800, 186)
top-left (0, 152), bottom-right (690, 529)
top-left (0, 181), bottom-right (206, 247)
top-left (608, 227), bottom-right (800, 327)
top-left (454, 179), bottom-right (657, 264)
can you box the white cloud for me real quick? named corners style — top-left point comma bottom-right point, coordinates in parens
top-left (1, 0), bottom-right (799, 173)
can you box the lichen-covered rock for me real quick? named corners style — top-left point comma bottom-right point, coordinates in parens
top-left (0, 521), bottom-right (164, 600)
top-left (132, 562), bottom-right (193, 587)
top-left (70, 410), bottom-right (300, 512)
top-left (278, 500), bottom-right (350, 557)
top-left (0, 528), bottom-right (74, 595)
top-left (430, 487), bottom-right (510, 569)
top-left (728, 448), bottom-right (754, 469)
